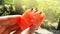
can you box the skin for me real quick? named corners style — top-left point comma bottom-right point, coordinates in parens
top-left (0, 15), bottom-right (36, 34)
top-left (0, 15), bottom-right (20, 34)
top-left (0, 9), bottom-right (40, 34)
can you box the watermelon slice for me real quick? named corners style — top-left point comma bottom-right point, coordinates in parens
top-left (16, 16), bottom-right (31, 30)
top-left (16, 9), bottom-right (45, 30)
top-left (32, 13), bottom-right (45, 28)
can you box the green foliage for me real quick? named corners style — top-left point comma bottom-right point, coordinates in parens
top-left (4, 0), bottom-right (13, 4)
top-left (0, 0), bottom-right (4, 5)
top-left (0, 0), bottom-right (2, 5)
top-left (22, 0), bottom-right (38, 8)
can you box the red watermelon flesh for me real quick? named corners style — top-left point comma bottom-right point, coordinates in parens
top-left (32, 13), bottom-right (45, 28)
top-left (16, 9), bottom-right (45, 30)
top-left (16, 16), bottom-right (31, 30)
top-left (22, 11), bottom-right (45, 28)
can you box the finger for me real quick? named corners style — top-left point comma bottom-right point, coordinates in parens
top-left (39, 12), bottom-right (42, 14)
top-left (35, 8), bottom-right (42, 14)
top-left (0, 16), bottom-right (17, 27)
top-left (2, 24), bottom-right (19, 34)
top-left (13, 29), bottom-right (22, 34)
top-left (31, 8), bottom-right (33, 11)
top-left (25, 8), bottom-right (33, 12)
top-left (35, 8), bottom-right (38, 11)
top-left (33, 8), bottom-right (38, 13)
top-left (0, 25), bottom-right (7, 34)
top-left (29, 25), bottom-right (36, 34)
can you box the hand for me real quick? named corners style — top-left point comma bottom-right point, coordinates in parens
top-left (0, 15), bottom-right (22, 34)
top-left (0, 15), bottom-right (36, 34)
top-left (0, 8), bottom-right (43, 34)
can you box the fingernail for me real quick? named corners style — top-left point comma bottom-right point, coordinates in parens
top-left (39, 12), bottom-right (42, 14)
top-left (35, 8), bottom-right (38, 11)
top-left (31, 8), bottom-right (33, 11)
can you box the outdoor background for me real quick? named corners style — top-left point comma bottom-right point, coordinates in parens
top-left (0, 0), bottom-right (60, 34)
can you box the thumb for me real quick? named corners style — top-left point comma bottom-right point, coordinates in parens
top-left (2, 24), bottom-right (19, 34)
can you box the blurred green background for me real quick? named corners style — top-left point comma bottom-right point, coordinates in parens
top-left (0, 0), bottom-right (60, 30)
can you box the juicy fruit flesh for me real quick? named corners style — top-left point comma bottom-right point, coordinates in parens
top-left (17, 9), bottom-right (45, 30)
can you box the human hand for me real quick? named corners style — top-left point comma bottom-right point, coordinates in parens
top-left (0, 15), bottom-right (21, 34)
top-left (0, 8), bottom-right (45, 34)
